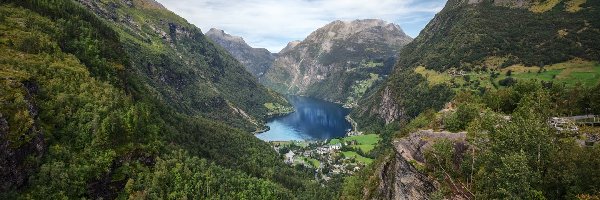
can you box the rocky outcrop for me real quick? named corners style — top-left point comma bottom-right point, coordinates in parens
top-left (376, 86), bottom-right (402, 124)
top-left (262, 19), bottom-right (412, 102)
top-left (279, 40), bottom-right (301, 54)
top-left (206, 28), bottom-right (276, 78)
top-left (372, 130), bottom-right (468, 200)
top-left (0, 81), bottom-right (46, 192)
top-left (374, 153), bottom-right (437, 200)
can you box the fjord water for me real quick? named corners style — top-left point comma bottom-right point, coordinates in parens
top-left (257, 96), bottom-right (352, 141)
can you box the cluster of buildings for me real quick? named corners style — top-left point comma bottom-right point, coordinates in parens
top-left (275, 141), bottom-right (365, 180)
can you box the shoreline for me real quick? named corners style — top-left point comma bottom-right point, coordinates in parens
top-left (345, 115), bottom-right (362, 136)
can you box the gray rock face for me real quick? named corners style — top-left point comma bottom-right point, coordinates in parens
top-left (377, 86), bottom-right (402, 124)
top-left (206, 28), bottom-right (276, 78)
top-left (0, 81), bottom-right (46, 193)
top-left (372, 130), bottom-right (468, 200)
top-left (262, 19), bottom-right (412, 102)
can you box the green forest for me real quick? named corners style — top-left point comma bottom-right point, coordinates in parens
top-left (0, 0), bottom-right (335, 199)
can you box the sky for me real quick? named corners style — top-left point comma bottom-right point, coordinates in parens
top-left (155, 0), bottom-right (447, 52)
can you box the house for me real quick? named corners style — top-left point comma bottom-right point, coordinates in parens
top-left (284, 151), bottom-right (295, 164)
top-left (330, 143), bottom-right (342, 151)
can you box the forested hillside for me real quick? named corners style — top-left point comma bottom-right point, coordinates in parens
top-left (0, 0), bottom-right (335, 199)
top-left (76, 0), bottom-right (291, 132)
top-left (353, 0), bottom-right (600, 130)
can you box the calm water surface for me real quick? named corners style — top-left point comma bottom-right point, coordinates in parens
top-left (256, 96), bottom-right (352, 141)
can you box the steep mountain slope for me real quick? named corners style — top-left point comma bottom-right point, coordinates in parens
top-left (355, 0), bottom-right (600, 129)
top-left (262, 19), bottom-right (412, 104)
top-left (0, 0), bottom-right (332, 199)
top-left (205, 28), bottom-right (276, 78)
top-left (76, 0), bottom-right (288, 132)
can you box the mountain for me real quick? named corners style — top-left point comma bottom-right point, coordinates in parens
top-left (0, 0), bottom-right (331, 199)
top-left (354, 0), bottom-right (600, 129)
top-left (205, 28), bottom-right (276, 78)
top-left (74, 0), bottom-right (291, 132)
top-left (262, 19), bottom-right (413, 104)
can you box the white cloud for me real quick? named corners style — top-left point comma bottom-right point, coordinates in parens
top-left (155, 0), bottom-right (446, 52)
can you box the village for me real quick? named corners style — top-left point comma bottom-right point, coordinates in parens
top-left (270, 134), bottom-right (380, 181)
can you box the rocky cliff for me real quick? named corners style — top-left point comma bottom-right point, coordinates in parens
top-left (0, 81), bottom-right (45, 193)
top-left (262, 19), bottom-right (412, 103)
top-left (206, 28), bottom-right (276, 78)
top-left (369, 130), bottom-right (468, 200)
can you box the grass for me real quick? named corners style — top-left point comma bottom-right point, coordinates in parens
top-left (264, 102), bottom-right (293, 115)
top-left (329, 134), bottom-right (380, 145)
top-left (342, 151), bottom-right (373, 164)
top-left (350, 144), bottom-right (376, 153)
top-left (417, 59), bottom-right (600, 89)
top-left (500, 60), bottom-right (600, 87)
top-left (330, 134), bottom-right (381, 154)
top-left (305, 158), bottom-right (321, 168)
top-left (566, 0), bottom-right (587, 12)
top-left (415, 66), bottom-right (452, 86)
top-left (529, 0), bottom-right (561, 13)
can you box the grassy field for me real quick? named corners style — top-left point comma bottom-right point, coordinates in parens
top-left (498, 60), bottom-right (600, 87)
top-left (264, 102), bottom-right (294, 115)
top-left (305, 158), bottom-right (321, 168)
top-left (351, 144), bottom-right (376, 153)
top-left (329, 134), bottom-right (380, 146)
top-left (330, 134), bottom-right (381, 154)
top-left (341, 151), bottom-right (373, 164)
top-left (416, 59), bottom-right (600, 89)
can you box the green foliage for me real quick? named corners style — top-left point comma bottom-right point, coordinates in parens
top-left (0, 2), bottom-right (329, 199)
top-left (444, 103), bottom-right (480, 132)
top-left (353, 69), bottom-right (454, 131)
top-left (464, 82), bottom-right (600, 199)
top-left (498, 77), bottom-right (517, 86)
top-left (125, 150), bottom-right (293, 200)
top-left (396, 0), bottom-right (600, 72)
top-left (488, 151), bottom-right (545, 199)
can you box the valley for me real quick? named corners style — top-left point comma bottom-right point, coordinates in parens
top-left (1, 0), bottom-right (600, 199)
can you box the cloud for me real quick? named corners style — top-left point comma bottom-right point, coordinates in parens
top-left (155, 0), bottom-right (446, 52)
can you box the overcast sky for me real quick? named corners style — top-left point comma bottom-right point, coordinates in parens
top-left (155, 0), bottom-right (446, 52)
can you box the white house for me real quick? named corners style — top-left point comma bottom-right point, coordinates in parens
top-left (330, 143), bottom-right (342, 151)
top-left (285, 151), bottom-right (295, 164)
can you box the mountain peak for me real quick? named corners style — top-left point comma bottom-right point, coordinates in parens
top-left (309, 19), bottom-right (409, 42)
top-left (279, 40), bottom-right (302, 54)
top-left (205, 28), bottom-right (275, 78)
top-left (206, 28), bottom-right (246, 45)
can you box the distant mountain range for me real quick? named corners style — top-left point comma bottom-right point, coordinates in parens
top-left (209, 19), bottom-right (413, 104)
